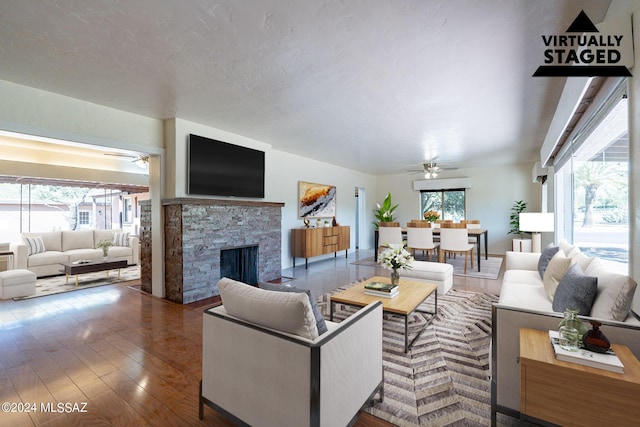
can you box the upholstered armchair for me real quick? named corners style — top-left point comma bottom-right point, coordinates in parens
top-left (200, 278), bottom-right (384, 427)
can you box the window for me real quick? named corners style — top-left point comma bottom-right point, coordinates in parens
top-left (79, 211), bottom-right (90, 225)
top-left (420, 189), bottom-right (465, 221)
top-left (554, 78), bottom-right (628, 274)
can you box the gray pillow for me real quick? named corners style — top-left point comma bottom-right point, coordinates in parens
top-left (258, 282), bottom-right (328, 335)
top-left (538, 244), bottom-right (560, 279)
top-left (552, 264), bottom-right (598, 316)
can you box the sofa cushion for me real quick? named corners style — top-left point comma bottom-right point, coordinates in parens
top-left (112, 232), bottom-right (130, 247)
top-left (542, 251), bottom-right (573, 301)
top-left (568, 249), bottom-right (594, 272)
top-left (94, 229), bottom-right (117, 245)
top-left (27, 251), bottom-right (69, 267)
top-left (22, 231), bottom-right (62, 252)
top-left (258, 282), bottom-right (328, 335)
top-left (24, 236), bottom-right (46, 255)
top-left (499, 274), bottom-right (552, 311)
top-left (537, 244), bottom-right (559, 279)
top-left (552, 264), bottom-right (598, 315)
top-left (586, 258), bottom-right (638, 322)
top-left (62, 230), bottom-right (94, 252)
top-left (218, 277), bottom-right (319, 340)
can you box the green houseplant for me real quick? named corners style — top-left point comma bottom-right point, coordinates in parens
top-left (508, 200), bottom-right (530, 251)
top-left (508, 200), bottom-right (528, 238)
top-left (373, 193), bottom-right (398, 229)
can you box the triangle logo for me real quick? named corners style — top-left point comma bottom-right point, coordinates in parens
top-left (566, 10), bottom-right (599, 33)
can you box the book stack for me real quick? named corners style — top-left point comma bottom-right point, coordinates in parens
top-left (548, 330), bottom-right (624, 373)
top-left (364, 281), bottom-right (399, 298)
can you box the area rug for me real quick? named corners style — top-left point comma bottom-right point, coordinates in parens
top-left (352, 256), bottom-right (503, 280)
top-left (13, 265), bottom-right (141, 300)
top-left (317, 283), bottom-right (517, 426)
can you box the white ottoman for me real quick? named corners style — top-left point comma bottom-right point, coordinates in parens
top-left (404, 260), bottom-right (453, 295)
top-left (0, 269), bottom-right (37, 299)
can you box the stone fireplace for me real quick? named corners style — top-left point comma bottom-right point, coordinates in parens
top-left (140, 198), bottom-right (284, 304)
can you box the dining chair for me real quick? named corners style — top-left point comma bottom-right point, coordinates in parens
top-left (438, 225), bottom-right (475, 273)
top-left (461, 219), bottom-right (481, 244)
top-left (377, 222), bottom-right (402, 254)
top-left (406, 223), bottom-right (439, 261)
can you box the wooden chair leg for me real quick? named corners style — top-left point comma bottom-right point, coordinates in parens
top-left (471, 248), bottom-right (474, 268)
top-left (464, 252), bottom-right (467, 274)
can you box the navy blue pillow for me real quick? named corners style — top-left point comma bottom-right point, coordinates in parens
top-left (258, 282), bottom-right (328, 335)
top-left (538, 244), bottom-right (560, 279)
top-left (552, 264), bottom-right (598, 316)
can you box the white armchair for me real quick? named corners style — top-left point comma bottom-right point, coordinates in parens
top-left (200, 281), bottom-right (384, 427)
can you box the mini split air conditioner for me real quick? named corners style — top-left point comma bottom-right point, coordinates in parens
top-left (532, 162), bottom-right (547, 183)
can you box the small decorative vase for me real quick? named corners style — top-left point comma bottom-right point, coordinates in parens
top-left (390, 269), bottom-right (400, 286)
top-left (583, 321), bottom-right (611, 353)
top-left (558, 308), bottom-right (588, 343)
top-left (558, 309), bottom-right (581, 351)
top-left (102, 247), bottom-right (109, 257)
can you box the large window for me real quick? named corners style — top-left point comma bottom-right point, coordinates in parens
top-left (555, 79), bottom-right (628, 274)
top-left (420, 189), bottom-right (465, 221)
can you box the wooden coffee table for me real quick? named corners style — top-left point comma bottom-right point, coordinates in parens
top-left (59, 259), bottom-right (128, 286)
top-left (330, 276), bottom-right (437, 353)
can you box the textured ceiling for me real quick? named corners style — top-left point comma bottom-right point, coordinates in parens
top-left (0, 0), bottom-right (612, 175)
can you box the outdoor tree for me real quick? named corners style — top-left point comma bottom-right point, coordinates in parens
top-left (30, 185), bottom-right (91, 230)
top-left (574, 161), bottom-right (626, 227)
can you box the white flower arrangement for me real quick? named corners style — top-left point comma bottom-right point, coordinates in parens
top-left (378, 243), bottom-right (414, 271)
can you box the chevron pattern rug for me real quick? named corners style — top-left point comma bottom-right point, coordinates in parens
top-left (318, 283), bottom-right (517, 426)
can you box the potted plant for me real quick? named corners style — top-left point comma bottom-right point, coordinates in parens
top-left (96, 239), bottom-right (112, 258)
top-left (423, 210), bottom-right (440, 223)
top-left (373, 193), bottom-right (398, 229)
top-left (508, 200), bottom-right (531, 252)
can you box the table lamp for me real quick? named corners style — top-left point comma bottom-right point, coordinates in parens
top-left (519, 212), bottom-right (554, 253)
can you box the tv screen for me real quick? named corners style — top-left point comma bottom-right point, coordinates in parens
top-left (187, 134), bottom-right (265, 198)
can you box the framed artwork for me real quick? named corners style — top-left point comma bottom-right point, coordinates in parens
top-left (298, 181), bottom-right (336, 218)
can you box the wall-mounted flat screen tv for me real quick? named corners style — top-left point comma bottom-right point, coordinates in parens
top-left (187, 134), bottom-right (265, 198)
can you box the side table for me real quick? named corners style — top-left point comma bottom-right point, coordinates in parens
top-left (519, 328), bottom-right (640, 426)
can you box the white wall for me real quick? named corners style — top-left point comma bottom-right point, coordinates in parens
top-left (166, 118), bottom-right (378, 268)
top-left (375, 163), bottom-right (543, 254)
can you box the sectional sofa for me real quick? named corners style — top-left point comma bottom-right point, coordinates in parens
top-left (10, 229), bottom-right (139, 278)
top-left (491, 241), bottom-right (640, 423)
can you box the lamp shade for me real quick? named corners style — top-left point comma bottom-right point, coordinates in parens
top-left (519, 212), bottom-right (554, 232)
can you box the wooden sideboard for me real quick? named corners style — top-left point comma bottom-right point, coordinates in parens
top-left (291, 226), bottom-right (350, 269)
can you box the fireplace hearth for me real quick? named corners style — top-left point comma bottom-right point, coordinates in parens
top-left (140, 198), bottom-right (284, 304)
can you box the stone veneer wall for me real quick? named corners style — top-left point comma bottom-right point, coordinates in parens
top-left (140, 200), bottom-right (152, 294)
top-left (141, 198), bottom-right (284, 304)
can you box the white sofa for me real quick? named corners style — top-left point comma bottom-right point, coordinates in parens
top-left (200, 278), bottom-right (383, 427)
top-left (10, 229), bottom-right (139, 278)
top-left (491, 243), bottom-right (640, 423)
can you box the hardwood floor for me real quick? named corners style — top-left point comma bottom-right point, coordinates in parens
top-left (0, 249), bottom-right (504, 426)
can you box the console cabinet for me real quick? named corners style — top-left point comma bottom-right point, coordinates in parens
top-left (291, 226), bottom-right (350, 269)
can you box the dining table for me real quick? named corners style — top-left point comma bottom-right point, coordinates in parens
top-left (374, 228), bottom-right (488, 270)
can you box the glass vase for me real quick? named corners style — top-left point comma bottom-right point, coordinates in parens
top-left (558, 309), bottom-right (581, 352)
top-left (390, 269), bottom-right (400, 286)
top-left (558, 308), bottom-right (587, 343)
top-left (583, 321), bottom-right (611, 353)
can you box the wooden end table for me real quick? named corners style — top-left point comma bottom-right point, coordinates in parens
top-left (330, 276), bottom-right (437, 353)
top-left (59, 259), bottom-right (128, 286)
top-left (519, 328), bottom-right (640, 426)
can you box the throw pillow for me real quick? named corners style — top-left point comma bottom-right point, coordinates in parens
top-left (538, 244), bottom-right (560, 279)
top-left (24, 236), bottom-right (46, 255)
top-left (218, 277), bottom-right (319, 340)
top-left (542, 251), bottom-right (574, 301)
top-left (586, 258), bottom-right (638, 321)
top-left (112, 232), bottom-right (130, 247)
top-left (258, 282), bottom-right (328, 335)
top-left (552, 264), bottom-right (598, 315)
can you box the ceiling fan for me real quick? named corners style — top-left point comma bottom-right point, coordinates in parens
top-left (407, 161), bottom-right (456, 179)
top-left (104, 153), bottom-right (149, 168)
